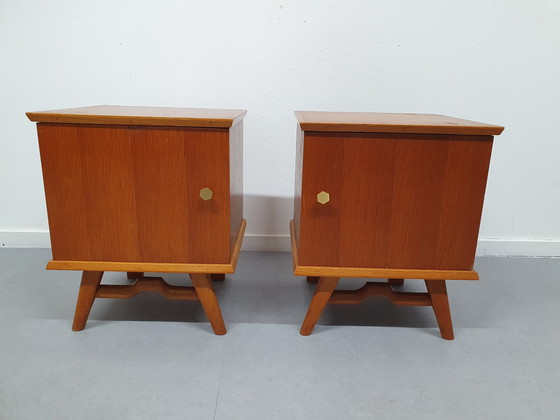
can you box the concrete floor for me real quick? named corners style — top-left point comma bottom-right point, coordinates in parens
top-left (0, 249), bottom-right (559, 419)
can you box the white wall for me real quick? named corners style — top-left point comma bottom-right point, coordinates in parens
top-left (1, 0), bottom-right (559, 256)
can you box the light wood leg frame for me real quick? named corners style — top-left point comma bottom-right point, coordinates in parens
top-left (300, 278), bottom-right (454, 339)
top-left (190, 273), bottom-right (227, 335)
top-left (425, 280), bottom-right (454, 340)
top-left (300, 277), bottom-right (340, 335)
top-left (72, 271), bottom-right (104, 331)
top-left (71, 271), bottom-right (227, 335)
top-left (128, 272), bottom-right (225, 282)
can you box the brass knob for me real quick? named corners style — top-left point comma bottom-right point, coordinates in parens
top-left (317, 191), bottom-right (330, 204)
top-left (199, 187), bottom-right (213, 201)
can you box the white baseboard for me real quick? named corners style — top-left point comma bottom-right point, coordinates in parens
top-left (475, 238), bottom-right (560, 258)
top-left (1, 231), bottom-right (559, 258)
top-left (0, 231), bottom-right (51, 248)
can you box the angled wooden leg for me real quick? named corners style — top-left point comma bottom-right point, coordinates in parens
top-left (306, 276), bottom-right (319, 283)
top-left (72, 271), bottom-right (104, 331)
top-left (425, 280), bottom-right (454, 340)
top-left (210, 274), bottom-right (226, 282)
top-left (190, 273), bottom-right (226, 335)
top-left (127, 272), bottom-right (144, 280)
top-left (300, 277), bottom-right (340, 336)
top-left (388, 278), bottom-right (404, 286)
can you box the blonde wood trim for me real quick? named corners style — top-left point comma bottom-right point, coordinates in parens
top-left (47, 260), bottom-right (234, 273)
top-left (27, 106), bottom-right (247, 128)
top-left (299, 123), bottom-right (500, 136)
top-left (229, 219), bottom-right (246, 272)
top-left (294, 265), bottom-right (479, 280)
top-left (328, 282), bottom-right (432, 305)
top-left (290, 219), bottom-right (300, 272)
top-left (289, 219), bottom-right (479, 280)
top-left (95, 277), bottom-right (199, 301)
top-left (294, 111), bottom-right (504, 136)
top-left (47, 219), bottom-right (246, 273)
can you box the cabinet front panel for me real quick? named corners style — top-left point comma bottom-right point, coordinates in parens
top-left (38, 123), bottom-right (231, 264)
top-left (298, 133), bottom-right (344, 267)
top-left (298, 132), bottom-right (493, 270)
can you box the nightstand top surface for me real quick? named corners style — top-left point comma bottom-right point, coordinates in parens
top-left (27, 105), bottom-right (247, 128)
top-left (295, 111), bottom-right (504, 135)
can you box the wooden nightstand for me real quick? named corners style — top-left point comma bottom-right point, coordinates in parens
top-left (27, 105), bottom-right (246, 335)
top-left (291, 111), bottom-right (504, 339)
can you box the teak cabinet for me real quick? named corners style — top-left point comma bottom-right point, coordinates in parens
top-left (291, 111), bottom-right (504, 339)
top-left (27, 105), bottom-right (247, 334)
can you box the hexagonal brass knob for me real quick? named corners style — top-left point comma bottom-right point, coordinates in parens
top-left (317, 191), bottom-right (330, 205)
top-left (199, 187), bottom-right (213, 201)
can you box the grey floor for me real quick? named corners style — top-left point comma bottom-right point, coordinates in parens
top-left (0, 249), bottom-right (559, 419)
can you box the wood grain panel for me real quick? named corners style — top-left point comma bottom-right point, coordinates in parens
top-left (296, 132), bottom-right (495, 270)
top-left (298, 133), bottom-right (344, 266)
top-left (38, 124), bottom-right (140, 261)
top-left (131, 126), bottom-right (190, 262)
top-left (184, 128), bottom-right (231, 263)
top-left (290, 220), bottom-right (479, 280)
top-left (387, 136), bottom-right (449, 268)
top-left (339, 134), bottom-right (397, 267)
top-left (229, 121), bottom-right (244, 253)
top-left (434, 137), bottom-right (493, 268)
top-left (38, 124), bottom-right (93, 260)
top-left (46, 219), bottom-right (246, 272)
top-left (37, 123), bottom-right (232, 264)
top-left (78, 125), bottom-right (139, 261)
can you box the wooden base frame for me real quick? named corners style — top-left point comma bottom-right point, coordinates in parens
top-left (291, 220), bottom-right (472, 340)
top-left (66, 220), bottom-right (246, 334)
top-left (72, 271), bottom-right (227, 335)
top-left (300, 277), bottom-right (454, 339)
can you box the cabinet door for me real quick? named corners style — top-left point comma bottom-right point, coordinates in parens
top-left (38, 124), bottom-right (231, 264)
top-left (297, 132), bottom-right (492, 270)
top-left (130, 126), bottom-right (231, 264)
top-left (298, 132), bottom-right (395, 268)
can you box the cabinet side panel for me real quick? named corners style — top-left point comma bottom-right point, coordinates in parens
top-left (433, 136), bottom-right (493, 269)
top-left (37, 124), bottom-right (94, 260)
top-left (229, 121), bottom-right (244, 254)
top-left (293, 125), bottom-right (304, 245)
top-left (387, 137), bottom-right (450, 268)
